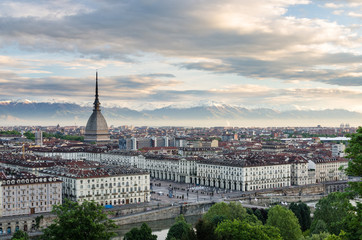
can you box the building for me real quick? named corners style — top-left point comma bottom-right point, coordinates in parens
top-left (84, 72), bottom-right (110, 144)
top-left (0, 153), bottom-right (57, 176)
top-left (313, 157), bottom-right (348, 183)
top-left (35, 130), bottom-right (42, 146)
top-left (332, 143), bottom-right (345, 157)
top-left (196, 155), bottom-right (292, 191)
top-left (0, 171), bottom-right (62, 217)
top-left (34, 146), bottom-right (349, 191)
top-left (41, 160), bottom-right (150, 206)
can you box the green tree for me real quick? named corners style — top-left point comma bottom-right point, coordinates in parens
top-left (215, 219), bottom-right (282, 240)
top-left (311, 192), bottom-right (352, 235)
top-left (300, 232), bottom-right (331, 240)
top-left (266, 205), bottom-right (302, 240)
top-left (289, 202), bottom-right (311, 231)
top-left (124, 223), bottom-right (157, 240)
top-left (41, 199), bottom-right (117, 240)
top-left (203, 202), bottom-right (258, 224)
top-left (24, 131), bottom-right (35, 140)
top-left (11, 230), bottom-right (29, 240)
top-left (195, 218), bottom-right (217, 240)
top-left (342, 127), bottom-right (362, 240)
top-left (311, 220), bottom-right (328, 235)
top-left (0, 130), bottom-right (21, 136)
top-left (344, 126), bottom-right (362, 196)
top-left (166, 215), bottom-right (195, 240)
top-left (254, 209), bottom-right (266, 224)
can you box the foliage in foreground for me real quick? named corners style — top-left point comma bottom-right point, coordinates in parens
top-left (124, 223), bottom-right (157, 240)
top-left (266, 205), bottom-right (302, 240)
top-left (311, 192), bottom-right (361, 239)
top-left (344, 126), bottom-right (362, 196)
top-left (166, 215), bottom-right (196, 240)
top-left (11, 230), bottom-right (29, 240)
top-left (40, 199), bottom-right (117, 240)
top-left (289, 202), bottom-right (311, 232)
top-left (215, 219), bottom-right (282, 240)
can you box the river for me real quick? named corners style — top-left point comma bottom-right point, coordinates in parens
top-left (112, 215), bottom-right (202, 240)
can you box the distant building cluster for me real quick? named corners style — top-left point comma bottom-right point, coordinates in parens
top-left (34, 148), bottom-right (348, 192)
top-left (0, 72), bottom-right (355, 236)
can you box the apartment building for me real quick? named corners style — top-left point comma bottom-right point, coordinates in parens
top-left (0, 172), bottom-right (62, 217)
top-left (41, 161), bottom-right (150, 206)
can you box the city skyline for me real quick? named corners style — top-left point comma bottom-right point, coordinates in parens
top-left (0, 0), bottom-right (362, 126)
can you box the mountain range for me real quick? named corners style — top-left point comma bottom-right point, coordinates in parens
top-left (0, 101), bottom-right (360, 127)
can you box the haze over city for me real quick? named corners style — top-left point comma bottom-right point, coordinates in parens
top-left (0, 0), bottom-right (361, 126)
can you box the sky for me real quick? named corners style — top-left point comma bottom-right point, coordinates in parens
top-left (0, 0), bottom-right (362, 113)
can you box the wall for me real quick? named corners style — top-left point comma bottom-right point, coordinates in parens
top-left (112, 202), bottom-right (214, 225)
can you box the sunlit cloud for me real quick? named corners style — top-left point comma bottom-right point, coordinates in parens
top-left (0, 0), bottom-right (361, 125)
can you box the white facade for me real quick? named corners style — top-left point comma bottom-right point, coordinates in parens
top-left (195, 161), bottom-right (291, 191)
top-left (1, 176), bottom-right (62, 217)
top-left (41, 168), bottom-right (150, 206)
top-left (33, 150), bottom-right (348, 192)
top-left (314, 158), bottom-right (348, 183)
top-left (291, 161), bottom-right (309, 186)
top-left (332, 144), bottom-right (345, 157)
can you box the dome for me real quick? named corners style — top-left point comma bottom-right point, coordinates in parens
top-left (85, 110), bottom-right (109, 134)
top-left (84, 72), bottom-right (110, 143)
top-left (84, 110), bottom-right (110, 143)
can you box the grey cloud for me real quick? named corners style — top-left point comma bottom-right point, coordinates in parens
top-left (142, 73), bottom-right (175, 78)
top-left (0, 72), bottom-right (181, 100)
top-left (0, 0), bottom-right (360, 87)
top-left (322, 77), bottom-right (362, 86)
top-left (179, 53), bottom-right (362, 86)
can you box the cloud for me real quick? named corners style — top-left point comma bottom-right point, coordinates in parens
top-left (348, 12), bottom-right (362, 19)
top-left (324, 3), bottom-right (345, 8)
top-left (0, 0), bottom-right (93, 19)
top-left (138, 84), bottom-right (362, 112)
top-left (178, 52), bottom-right (362, 86)
top-left (0, 0), bottom-right (361, 114)
top-left (0, 71), bottom-right (181, 102)
top-left (1, 0), bottom-right (359, 88)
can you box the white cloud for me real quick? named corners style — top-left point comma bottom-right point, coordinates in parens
top-left (348, 11), bottom-right (362, 19)
top-left (324, 3), bottom-right (345, 8)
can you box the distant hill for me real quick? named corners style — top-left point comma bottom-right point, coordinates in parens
top-left (0, 101), bottom-right (360, 127)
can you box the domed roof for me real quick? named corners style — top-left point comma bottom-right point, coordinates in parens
top-left (84, 72), bottom-right (110, 143)
top-left (85, 110), bottom-right (109, 134)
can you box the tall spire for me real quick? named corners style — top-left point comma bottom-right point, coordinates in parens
top-left (93, 71), bottom-right (100, 111)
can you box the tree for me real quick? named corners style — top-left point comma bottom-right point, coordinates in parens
top-left (254, 209), bottom-right (266, 224)
top-left (289, 202), bottom-right (311, 231)
top-left (41, 199), bottom-right (117, 240)
top-left (311, 220), bottom-right (328, 235)
top-left (342, 126), bottom-right (362, 240)
top-left (311, 192), bottom-right (352, 235)
top-left (266, 205), bottom-right (302, 240)
top-left (11, 230), bottom-right (29, 240)
top-left (300, 232), bottom-right (332, 240)
top-left (24, 131), bottom-right (35, 140)
top-left (195, 218), bottom-right (217, 240)
top-left (124, 223), bottom-right (157, 240)
top-left (166, 215), bottom-right (196, 240)
top-left (344, 126), bottom-right (362, 196)
top-left (203, 202), bottom-right (258, 224)
top-left (215, 219), bottom-right (282, 240)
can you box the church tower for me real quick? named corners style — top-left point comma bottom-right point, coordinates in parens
top-left (84, 72), bottom-right (110, 143)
